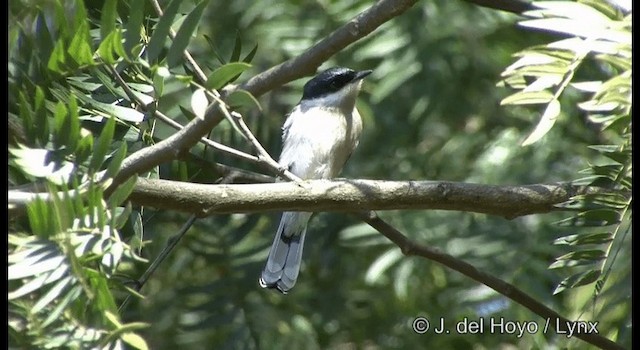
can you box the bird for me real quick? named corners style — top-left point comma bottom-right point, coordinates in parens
top-left (259, 67), bottom-right (372, 294)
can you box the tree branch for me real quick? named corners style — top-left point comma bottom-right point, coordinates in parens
top-left (356, 210), bottom-right (625, 350)
top-left (125, 178), bottom-right (612, 218)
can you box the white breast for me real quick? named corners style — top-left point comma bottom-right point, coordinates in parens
top-left (279, 105), bottom-right (363, 180)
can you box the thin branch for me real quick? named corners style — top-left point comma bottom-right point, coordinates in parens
top-left (356, 210), bottom-right (625, 350)
top-left (121, 178), bottom-right (615, 218)
top-left (119, 215), bottom-right (197, 312)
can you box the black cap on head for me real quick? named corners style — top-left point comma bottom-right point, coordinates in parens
top-left (302, 67), bottom-right (372, 100)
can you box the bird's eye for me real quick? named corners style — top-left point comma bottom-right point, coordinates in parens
top-left (329, 81), bottom-right (340, 90)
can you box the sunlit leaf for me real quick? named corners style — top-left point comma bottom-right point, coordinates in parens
top-left (190, 88), bottom-right (208, 119)
top-left (100, 0), bottom-right (118, 40)
top-left (521, 99), bottom-right (560, 146)
top-left (365, 249), bottom-right (402, 284)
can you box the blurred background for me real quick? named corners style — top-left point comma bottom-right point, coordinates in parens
top-left (125, 1), bottom-right (630, 349)
top-left (9, 0), bottom-right (629, 349)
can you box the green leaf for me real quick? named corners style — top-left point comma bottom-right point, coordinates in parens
top-left (103, 142), bottom-right (128, 181)
top-left (521, 99), bottom-right (561, 146)
top-left (10, 244), bottom-right (64, 274)
top-left (108, 175), bottom-right (138, 208)
top-left (124, 0), bottom-right (145, 57)
top-left (31, 276), bottom-right (73, 314)
top-left (76, 131), bottom-right (94, 165)
top-left (227, 89), bottom-right (262, 111)
top-left (121, 332), bottom-right (150, 350)
top-left (555, 209), bottom-right (621, 227)
top-left (98, 30), bottom-right (119, 64)
top-left (90, 117), bottom-right (116, 173)
top-left (41, 285), bottom-right (82, 328)
top-left (76, 93), bottom-right (145, 123)
top-left (555, 249), bottom-right (607, 261)
top-left (365, 249), bottom-right (403, 284)
top-left (67, 21), bottom-right (94, 66)
top-left (101, 0), bottom-right (119, 40)
top-left (242, 43), bottom-right (258, 63)
top-left (114, 202), bottom-right (133, 230)
top-left (553, 232), bottom-right (614, 246)
top-left (87, 269), bottom-right (118, 314)
top-left (553, 269), bottom-right (601, 294)
top-left (67, 95), bottom-right (81, 152)
top-left (153, 66), bottom-right (170, 97)
top-left (52, 102), bottom-right (69, 151)
top-left (205, 62), bottom-right (252, 90)
top-left (34, 12), bottom-right (54, 60)
top-left (203, 34), bottom-right (227, 65)
top-left (18, 92), bottom-right (35, 143)
top-left (230, 32), bottom-right (242, 62)
top-left (34, 87), bottom-right (49, 146)
top-left (500, 91), bottom-right (554, 105)
top-left (47, 40), bottom-right (67, 73)
top-left (146, 0), bottom-right (184, 63)
top-left (166, 0), bottom-right (210, 68)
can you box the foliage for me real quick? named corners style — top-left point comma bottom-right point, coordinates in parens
top-left (8, 0), bottom-right (631, 349)
top-left (499, 0), bottom-right (631, 312)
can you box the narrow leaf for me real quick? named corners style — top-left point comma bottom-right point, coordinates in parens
top-left (203, 34), bottom-right (226, 64)
top-left (553, 269), bottom-right (601, 294)
top-left (205, 62), bottom-right (251, 90)
top-left (166, 0), bottom-right (210, 68)
top-left (522, 99), bottom-right (561, 146)
top-left (242, 43), bottom-right (258, 63)
top-left (124, 0), bottom-right (145, 57)
top-left (230, 32), bottom-right (242, 62)
top-left (31, 276), bottom-right (73, 314)
top-left (103, 143), bottom-right (128, 181)
top-left (90, 117), bottom-right (116, 172)
top-left (101, 0), bottom-right (118, 40)
top-left (501, 91), bottom-right (554, 105)
top-left (227, 89), bottom-right (262, 111)
top-left (146, 0), bottom-right (184, 63)
top-left (553, 232), bottom-right (614, 246)
top-left (108, 175), bottom-right (138, 208)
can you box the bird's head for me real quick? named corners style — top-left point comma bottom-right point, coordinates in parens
top-left (300, 67), bottom-right (372, 112)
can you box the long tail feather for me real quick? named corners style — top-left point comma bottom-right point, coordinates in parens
top-left (260, 212), bottom-right (311, 293)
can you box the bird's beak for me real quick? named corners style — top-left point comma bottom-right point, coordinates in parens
top-left (353, 70), bottom-right (373, 82)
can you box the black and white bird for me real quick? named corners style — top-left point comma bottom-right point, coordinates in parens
top-left (259, 67), bottom-right (372, 294)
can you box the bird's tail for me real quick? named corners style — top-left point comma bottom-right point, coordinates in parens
top-left (260, 212), bottom-right (312, 294)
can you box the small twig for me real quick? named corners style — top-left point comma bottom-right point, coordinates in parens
top-left (119, 215), bottom-right (197, 312)
top-left (355, 210), bottom-right (625, 350)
